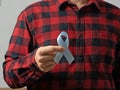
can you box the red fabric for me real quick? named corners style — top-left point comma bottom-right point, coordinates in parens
top-left (3, 0), bottom-right (120, 90)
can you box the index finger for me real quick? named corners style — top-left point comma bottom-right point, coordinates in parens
top-left (39, 46), bottom-right (64, 55)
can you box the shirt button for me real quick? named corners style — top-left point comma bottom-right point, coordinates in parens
top-left (78, 11), bottom-right (85, 17)
top-left (76, 56), bottom-right (84, 63)
top-left (79, 34), bottom-right (83, 38)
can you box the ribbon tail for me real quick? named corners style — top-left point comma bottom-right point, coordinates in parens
top-left (54, 52), bottom-right (63, 63)
top-left (64, 49), bottom-right (75, 64)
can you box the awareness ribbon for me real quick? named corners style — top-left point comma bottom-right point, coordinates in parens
top-left (54, 32), bottom-right (75, 64)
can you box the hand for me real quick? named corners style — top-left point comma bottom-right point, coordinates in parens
top-left (35, 46), bottom-right (64, 72)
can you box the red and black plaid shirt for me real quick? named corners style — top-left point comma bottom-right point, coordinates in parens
top-left (3, 0), bottom-right (120, 90)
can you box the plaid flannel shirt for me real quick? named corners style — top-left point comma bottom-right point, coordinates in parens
top-left (3, 0), bottom-right (120, 90)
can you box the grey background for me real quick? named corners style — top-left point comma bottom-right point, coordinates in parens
top-left (0, 0), bottom-right (120, 88)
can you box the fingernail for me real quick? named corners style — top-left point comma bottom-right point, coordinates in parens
top-left (61, 47), bottom-right (65, 51)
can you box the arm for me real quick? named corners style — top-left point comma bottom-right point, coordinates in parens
top-left (3, 10), bottom-right (44, 88)
top-left (113, 40), bottom-right (120, 90)
top-left (3, 10), bottom-right (65, 88)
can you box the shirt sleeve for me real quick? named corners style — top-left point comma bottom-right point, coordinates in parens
top-left (113, 40), bottom-right (120, 90)
top-left (3, 10), bottom-right (44, 88)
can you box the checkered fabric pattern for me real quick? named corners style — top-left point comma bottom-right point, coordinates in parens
top-left (3, 0), bottom-right (120, 90)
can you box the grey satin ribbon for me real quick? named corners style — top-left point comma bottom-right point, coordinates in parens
top-left (54, 32), bottom-right (75, 64)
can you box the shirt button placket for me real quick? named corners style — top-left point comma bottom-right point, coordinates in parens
top-left (75, 10), bottom-right (85, 88)
top-left (75, 36), bottom-right (85, 87)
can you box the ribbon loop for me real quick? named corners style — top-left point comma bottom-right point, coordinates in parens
top-left (54, 32), bottom-right (75, 64)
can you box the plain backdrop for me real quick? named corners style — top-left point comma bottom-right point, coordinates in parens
top-left (0, 0), bottom-right (120, 88)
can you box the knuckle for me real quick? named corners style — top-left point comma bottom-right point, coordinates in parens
top-left (40, 63), bottom-right (44, 68)
top-left (39, 50), bottom-right (45, 55)
top-left (38, 46), bottom-right (45, 55)
top-left (38, 56), bottom-right (44, 61)
top-left (39, 64), bottom-right (45, 71)
top-left (36, 56), bottom-right (43, 61)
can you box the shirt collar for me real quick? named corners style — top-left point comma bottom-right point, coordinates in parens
top-left (57, 0), bottom-right (68, 10)
top-left (57, 0), bottom-right (102, 11)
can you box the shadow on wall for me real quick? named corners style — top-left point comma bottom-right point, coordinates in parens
top-left (0, 0), bottom-right (1, 6)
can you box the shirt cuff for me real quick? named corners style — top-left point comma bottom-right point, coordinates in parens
top-left (30, 49), bottom-right (45, 80)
